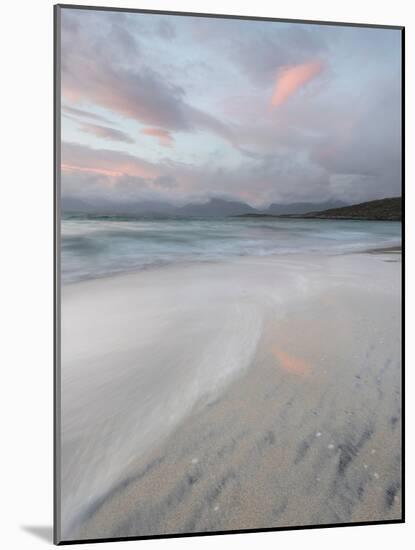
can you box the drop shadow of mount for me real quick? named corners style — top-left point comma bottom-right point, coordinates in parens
top-left (21, 525), bottom-right (53, 543)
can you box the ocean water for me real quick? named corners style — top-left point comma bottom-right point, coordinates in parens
top-left (61, 214), bottom-right (401, 283)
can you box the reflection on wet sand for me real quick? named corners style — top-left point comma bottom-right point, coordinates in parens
top-left (272, 348), bottom-right (312, 376)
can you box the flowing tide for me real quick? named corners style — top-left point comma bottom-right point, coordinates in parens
top-left (61, 215), bottom-right (401, 283)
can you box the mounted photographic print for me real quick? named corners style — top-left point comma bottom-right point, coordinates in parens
top-left (54, 4), bottom-right (404, 544)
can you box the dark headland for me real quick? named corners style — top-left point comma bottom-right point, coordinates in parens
top-left (238, 197), bottom-right (402, 221)
top-left (298, 197), bottom-right (402, 221)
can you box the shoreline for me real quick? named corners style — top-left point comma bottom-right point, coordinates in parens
top-left (61, 241), bottom-right (402, 287)
top-left (365, 245), bottom-right (402, 254)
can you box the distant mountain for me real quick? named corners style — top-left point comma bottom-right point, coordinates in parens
top-left (175, 198), bottom-right (258, 217)
top-left (297, 197), bottom-right (402, 221)
top-left (175, 198), bottom-right (348, 217)
top-left (61, 196), bottom-right (350, 218)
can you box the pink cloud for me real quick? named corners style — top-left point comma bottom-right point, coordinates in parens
top-left (61, 142), bottom-right (161, 180)
top-left (142, 127), bottom-right (173, 147)
top-left (61, 164), bottom-right (124, 178)
top-left (78, 122), bottom-right (134, 144)
top-left (272, 60), bottom-right (324, 108)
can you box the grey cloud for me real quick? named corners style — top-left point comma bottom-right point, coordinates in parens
top-left (233, 25), bottom-right (327, 85)
top-left (78, 122), bottom-right (135, 144)
top-left (61, 142), bottom-right (159, 180)
top-left (157, 19), bottom-right (176, 40)
top-left (311, 80), bottom-right (402, 201)
top-left (182, 17), bottom-right (327, 85)
top-left (62, 105), bottom-right (113, 124)
top-left (61, 10), bottom-right (237, 145)
top-left (61, 141), bottom-right (334, 208)
top-left (108, 21), bottom-right (140, 61)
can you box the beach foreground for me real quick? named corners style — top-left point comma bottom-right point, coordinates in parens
top-left (60, 250), bottom-right (401, 540)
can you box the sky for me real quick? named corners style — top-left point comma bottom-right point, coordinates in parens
top-left (60, 8), bottom-right (402, 209)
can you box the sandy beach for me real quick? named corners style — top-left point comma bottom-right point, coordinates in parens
top-left (59, 249), bottom-right (401, 541)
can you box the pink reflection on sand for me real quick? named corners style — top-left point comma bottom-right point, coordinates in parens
top-left (272, 347), bottom-right (311, 376)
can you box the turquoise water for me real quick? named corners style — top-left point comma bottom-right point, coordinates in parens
top-left (61, 215), bottom-right (401, 283)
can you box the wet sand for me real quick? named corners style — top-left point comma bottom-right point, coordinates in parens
top-left (60, 251), bottom-right (402, 541)
top-left (365, 245), bottom-right (402, 254)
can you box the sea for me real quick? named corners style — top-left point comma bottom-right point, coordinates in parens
top-left (61, 214), bottom-right (402, 283)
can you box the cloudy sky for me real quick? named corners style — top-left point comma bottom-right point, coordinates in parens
top-left (60, 8), bottom-right (402, 208)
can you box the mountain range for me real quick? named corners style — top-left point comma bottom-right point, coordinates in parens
top-left (61, 196), bottom-right (348, 218)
